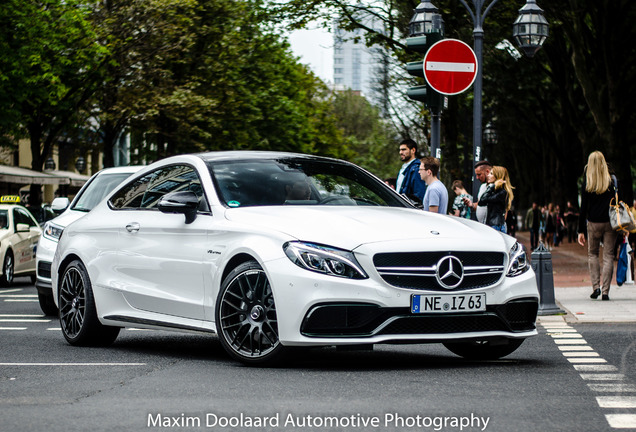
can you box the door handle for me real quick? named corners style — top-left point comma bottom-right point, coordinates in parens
top-left (125, 222), bottom-right (140, 232)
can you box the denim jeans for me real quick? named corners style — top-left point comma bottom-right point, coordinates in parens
top-left (586, 221), bottom-right (618, 294)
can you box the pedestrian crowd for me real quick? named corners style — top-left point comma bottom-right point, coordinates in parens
top-left (389, 141), bottom-right (635, 302)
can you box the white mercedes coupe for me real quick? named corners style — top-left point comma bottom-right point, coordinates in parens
top-left (51, 151), bottom-right (539, 365)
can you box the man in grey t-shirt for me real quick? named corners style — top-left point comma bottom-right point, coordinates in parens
top-left (419, 156), bottom-right (448, 214)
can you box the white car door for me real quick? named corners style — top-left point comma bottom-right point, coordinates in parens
top-left (12, 208), bottom-right (40, 273)
top-left (110, 164), bottom-right (208, 321)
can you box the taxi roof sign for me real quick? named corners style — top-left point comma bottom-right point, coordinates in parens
top-left (0, 195), bottom-right (21, 203)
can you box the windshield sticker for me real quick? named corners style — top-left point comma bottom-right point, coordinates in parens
top-left (227, 201), bottom-right (241, 207)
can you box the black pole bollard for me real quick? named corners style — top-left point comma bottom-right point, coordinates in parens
top-left (531, 242), bottom-right (565, 315)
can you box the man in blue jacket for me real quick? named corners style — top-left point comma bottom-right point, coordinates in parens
top-left (396, 138), bottom-right (427, 206)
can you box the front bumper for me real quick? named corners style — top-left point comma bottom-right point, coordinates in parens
top-left (265, 253), bottom-right (539, 346)
top-left (300, 298), bottom-right (538, 337)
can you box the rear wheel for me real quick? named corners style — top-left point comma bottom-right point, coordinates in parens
top-left (215, 260), bottom-right (285, 365)
top-left (0, 251), bottom-right (14, 287)
top-left (443, 338), bottom-right (525, 360)
top-left (38, 291), bottom-right (58, 316)
top-left (58, 260), bottom-right (119, 346)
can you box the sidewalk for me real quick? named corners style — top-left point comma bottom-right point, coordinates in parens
top-left (514, 231), bottom-right (636, 323)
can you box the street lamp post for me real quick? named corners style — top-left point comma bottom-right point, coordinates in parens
top-left (409, 0), bottom-right (549, 198)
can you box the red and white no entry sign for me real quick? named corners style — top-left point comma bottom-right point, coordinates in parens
top-left (423, 39), bottom-right (478, 96)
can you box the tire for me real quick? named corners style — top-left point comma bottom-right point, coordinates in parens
top-left (443, 338), bottom-right (525, 360)
top-left (0, 251), bottom-right (14, 287)
top-left (58, 260), bottom-right (119, 346)
top-left (38, 291), bottom-right (58, 316)
top-left (215, 260), bottom-right (285, 365)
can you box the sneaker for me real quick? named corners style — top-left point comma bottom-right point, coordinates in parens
top-left (602, 294), bottom-right (610, 301)
top-left (590, 289), bottom-right (601, 299)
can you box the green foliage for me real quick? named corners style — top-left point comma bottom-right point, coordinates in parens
top-left (0, 0), bottom-right (106, 170)
top-left (330, 90), bottom-right (399, 179)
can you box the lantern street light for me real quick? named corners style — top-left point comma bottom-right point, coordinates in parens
top-left (409, 0), bottom-right (548, 198)
top-left (44, 157), bottom-right (56, 171)
top-left (513, 0), bottom-right (549, 58)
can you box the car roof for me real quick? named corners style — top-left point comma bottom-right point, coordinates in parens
top-left (194, 151), bottom-right (347, 164)
top-left (92, 166), bottom-right (144, 176)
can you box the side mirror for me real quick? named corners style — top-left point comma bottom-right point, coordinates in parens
top-left (51, 197), bottom-right (70, 213)
top-left (158, 191), bottom-right (199, 224)
top-left (16, 223), bottom-right (30, 233)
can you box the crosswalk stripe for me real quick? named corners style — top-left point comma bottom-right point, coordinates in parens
top-left (574, 365), bottom-right (618, 372)
top-left (0, 327), bottom-right (27, 330)
top-left (580, 374), bottom-right (626, 381)
top-left (588, 383), bottom-right (636, 392)
top-left (567, 357), bottom-right (607, 363)
top-left (605, 414), bottom-right (636, 428)
top-left (597, 396), bottom-right (636, 408)
top-left (559, 345), bottom-right (594, 351)
top-left (553, 338), bottom-right (588, 344)
top-left (562, 352), bottom-right (600, 357)
top-left (551, 333), bottom-right (583, 338)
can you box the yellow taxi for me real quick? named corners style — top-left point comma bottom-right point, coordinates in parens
top-left (0, 196), bottom-right (42, 286)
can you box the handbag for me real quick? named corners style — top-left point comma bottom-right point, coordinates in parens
top-left (616, 238), bottom-right (628, 286)
top-left (609, 194), bottom-right (636, 233)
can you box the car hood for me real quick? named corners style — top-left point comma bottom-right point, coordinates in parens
top-left (223, 206), bottom-right (507, 251)
top-left (48, 209), bottom-right (87, 229)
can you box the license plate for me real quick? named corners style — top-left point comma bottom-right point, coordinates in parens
top-left (411, 293), bottom-right (486, 314)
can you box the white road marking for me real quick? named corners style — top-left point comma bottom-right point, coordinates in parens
top-left (0, 362), bottom-right (147, 366)
top-left (551, 333), bottom-right (584, 338)
top-left (562, 351), bottom-right (600, 357)
top-left (0, 294), bottom-right (37, 298)
top-left (0, 319), bottom-right (51, 322)
top-left (0, 327), bottom-right (27, 330)
top-left (553, 338), bottom-right (588, 344)
top-left (598, 397), bottom-right (636, 408)
top-left (574, 365), bottom-right (619, 372)
top-left (0, 314), bottom-right (45, 317)
top-left (4, 299), bottom-right (38, 303)
top-left (588, 383), bottom-right (636, 392)
top-left (580, 374), bottom-right (626, 381)
top-left (605, 414), bottom-right (636, 428)
top-left (567, 357), bottom-right (607, 363)
top-left (559, 345), bottom-right (594, 351)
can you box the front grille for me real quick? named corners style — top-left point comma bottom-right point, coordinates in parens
top-left (300, 298), bottom-right (538, 338)
top-left (37, 261), bottom-right (51, 279)
top-left (374, 251), bottom-right (505, 292)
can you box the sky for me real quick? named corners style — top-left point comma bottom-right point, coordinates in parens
top-left (288, 27), bottom-right (334, 83)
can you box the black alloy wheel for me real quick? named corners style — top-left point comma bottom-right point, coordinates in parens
top-left (216, 260), bottom-right (284, 365)
top-left (59, 260), bottom-right (119, 346)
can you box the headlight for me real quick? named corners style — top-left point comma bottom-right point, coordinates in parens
top-left (506, 241), bottom-right (529, 277)
top-left (283, 241), bottom-right (368, 279)
top-left (42, 222), bottom-right (64, 242)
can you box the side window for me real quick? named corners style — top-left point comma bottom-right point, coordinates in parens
top-left (109, 171), bottom-right (155, 209)
top-left (109, 165), bottom-right (208, 211)
top-left (14, 208), bottom-right (37, 227)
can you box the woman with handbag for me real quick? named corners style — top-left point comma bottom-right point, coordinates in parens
top-left (577, 151), bottom-right (618, 300)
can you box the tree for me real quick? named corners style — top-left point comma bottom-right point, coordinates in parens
top-left (0, 0), bottom-right (106, 204)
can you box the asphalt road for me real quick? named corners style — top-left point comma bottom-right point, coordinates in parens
top-left (1, 280), bottom-right (635, 432)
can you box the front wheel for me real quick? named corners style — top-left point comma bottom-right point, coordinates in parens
top-left (443, 338), bottom-right (525, 360)
top-left (0, 251), bottom-right (14, 287)
top-left (215, 260), bottom-right (285, 365)
top-left (58, 260), bottom-right (119, 346)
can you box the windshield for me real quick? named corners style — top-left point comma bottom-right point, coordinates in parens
top-left (72, 172), bottom-right (135, 212)
top-left (207, 158), bottom-right (408, 208)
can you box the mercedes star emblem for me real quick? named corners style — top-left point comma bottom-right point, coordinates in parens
top-left (435, 255), bottom-right (464, 289)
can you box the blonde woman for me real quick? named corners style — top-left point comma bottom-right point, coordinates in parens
top-left (473, 165), bottom-right (514, 233)
top-left (577, 151), bottom-right (617, 300)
